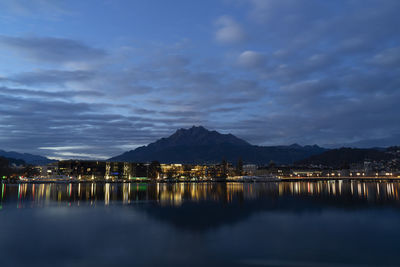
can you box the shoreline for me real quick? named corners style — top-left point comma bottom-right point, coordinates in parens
top-left (1, 176), bottom-right (400, 184)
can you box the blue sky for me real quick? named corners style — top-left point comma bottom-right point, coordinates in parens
top-left (0, 0), bottom-right (399, 159)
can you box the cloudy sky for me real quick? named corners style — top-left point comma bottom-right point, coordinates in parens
top-left (0, 0), bottom-right (399, 159)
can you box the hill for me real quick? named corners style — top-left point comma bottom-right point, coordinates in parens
top-left (0, 150), bottom-right (54, 165)
top-left (109, 126), bottom-right (326, 164)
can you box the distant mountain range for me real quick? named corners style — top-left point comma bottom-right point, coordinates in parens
top-left (0, 150), bottom-right (54, 165)
top-left (324, 134), bottom-right (400, 149)
top-left (109, 126), bottom-right (327, 164)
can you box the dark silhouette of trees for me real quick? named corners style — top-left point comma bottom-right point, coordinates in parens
top-left (220, 158), bottom-right (228, 179)
top-left (236, 158), bottom-right (243, 176)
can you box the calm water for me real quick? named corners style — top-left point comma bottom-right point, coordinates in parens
top-left (1, 181), bottom-right (400, 266)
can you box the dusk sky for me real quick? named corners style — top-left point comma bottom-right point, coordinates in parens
top-left (0, 0), bottom-right (399, 160)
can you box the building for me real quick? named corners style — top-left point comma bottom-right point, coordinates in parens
top-left (58, 160), bottom-right (106, 180)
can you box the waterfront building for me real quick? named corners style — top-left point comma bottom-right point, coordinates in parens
top-left (105, 162), bottom-right (148, 180)
top-left (190, 165), bottom-right (207, 179)
top-left (41, 162), bottom-right (59, 177)
top-left (59, 160), bottom-right (106, 180)
top-left (292, 170), bottom-right (322, 178)
top-left (160, 164), bottom-right (184, 179)
top-left (243, 164), bottom-right (257, 176)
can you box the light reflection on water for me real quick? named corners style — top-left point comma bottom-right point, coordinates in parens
top-left (1, 181), bottom-right (400, 267)
top-left (2, 181), bottom-right (400, 208)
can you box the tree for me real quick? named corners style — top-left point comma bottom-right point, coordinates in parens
top-left (268, 160), bottom-right (276, 169)
top-left (236, 158), bottom-right (243, 176)
top-left (220, 158), bottom-right (228, 179)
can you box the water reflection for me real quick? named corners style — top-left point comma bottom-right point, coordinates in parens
top-left (2, 180), bottom-right (400, 208)
top-left (2, 181), bottom-right (400, 266)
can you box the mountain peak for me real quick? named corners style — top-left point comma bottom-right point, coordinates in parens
top-left (157, 126), bottom-right (250, 148)
top-left (190, 125), bottom-right (206, 130)
top-left (175, 125), bottom-right (208, 135)
top-left (289, 143), bottom-right (302, 149)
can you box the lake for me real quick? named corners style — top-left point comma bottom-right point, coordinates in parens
top-left (1, 181), bottom-right (400, 266)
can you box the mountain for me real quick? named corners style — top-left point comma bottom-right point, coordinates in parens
top-left (324, 134), bottom-right (400, 149)
top-left (109, 126), bottom-right (326, 164)
top-left (148, 126), bottom-right (250, 147)
top-left (296, 147), bottom-right (395, 168)
top-left (0, 150), bottom-right (54, 165)
top-left (3, 156), bottom-right (26, 166)
top-left (0, 156), bottom-right (25, 167)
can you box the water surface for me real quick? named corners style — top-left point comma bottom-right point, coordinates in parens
top-left (1, 181), bottom-right (400, 266)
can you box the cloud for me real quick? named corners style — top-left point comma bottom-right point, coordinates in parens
top-left (237, 51), bottom-right (265, 68)
top-left (0, 0), bottom-right (70, 18)
top-left (215, 16), bottom-right (246, 44)
top-left (39, 146), bottom-right (95, 151)
top-left (370, 46), bottom-right (400, 67)
top-left (0, 86), bottom-right (104, 99)
top-left (9, 70), bottom-right (95, 86)
top-left (247, 0), bottom-right (330, 25)
top-left (0, 36), bottom-right (107, 63)
top-left (49, 152), bottom-right (109, 160)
